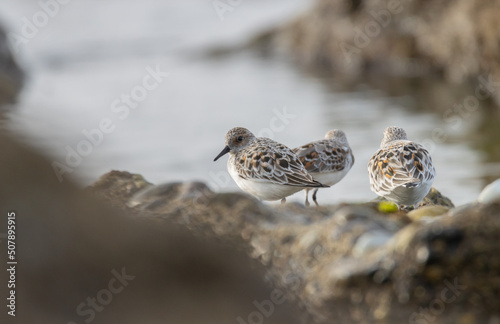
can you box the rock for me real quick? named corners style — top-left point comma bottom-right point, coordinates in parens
top-left (0, 132), bottom-right (301, 324)
top-left (0, 23), bottom-right (24, 106)
top-left (87, 172), bottom-right (500, 324)
top-left (86, 170), bottom-right (152, 206)
top-left (115, 178), bottom-right (279, 247)
top-left (127, 181), bottom-right (212, 209)
top-left (448, 203), bottom-right (477, 217)
top-left (422, 187), bottom-right (455, 208)
top-left (352, 229), bottom-right (394, 257)
top-left (478, 178), bottom-right (500, 203)
top-left (407, 205), bottom-right (450, 221)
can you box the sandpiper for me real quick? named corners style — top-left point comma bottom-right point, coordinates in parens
top-left (368, 126), bottom-right (435, 207)
top-left (293, 129), bottom-right (354, 206)
top-left (214, 127), bottom-right (328, 203)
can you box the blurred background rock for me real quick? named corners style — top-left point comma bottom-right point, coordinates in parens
top-left (0, 23), bottom-right (23, 106)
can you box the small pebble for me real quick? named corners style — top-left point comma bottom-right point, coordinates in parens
top-left (478, 179), bottom-right (500, 203)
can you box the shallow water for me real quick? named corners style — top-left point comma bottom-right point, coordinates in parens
top-left (0, 0), bottom-right (496, 206)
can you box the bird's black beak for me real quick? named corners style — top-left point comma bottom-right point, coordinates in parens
top-left (214, 146), bottom-right (230, 161)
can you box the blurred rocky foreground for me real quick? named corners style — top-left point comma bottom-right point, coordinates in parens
top-left (2, 133), bottom-right (500, 324)
top-left (90, 174), bottom-right (500, 324)
top-left (0, 132), bottom-right (299, 324)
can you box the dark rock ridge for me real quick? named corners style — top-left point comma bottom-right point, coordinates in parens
top-left (0, 24), bottom-right (24, 106)
top-left (89, 171), bottom-right (500, 324)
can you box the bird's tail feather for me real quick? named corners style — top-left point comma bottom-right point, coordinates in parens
top-left (403, 178), bottom-right (422, 188)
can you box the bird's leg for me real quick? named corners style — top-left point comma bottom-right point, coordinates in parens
top-left (305, 189), bottom-right (310, 207)
top-left (281, 198), bottom-right (286, 205)
top-left (400, 205), bottom-right (414, 212)
top-left (312, 189), bottom-right (319, 207)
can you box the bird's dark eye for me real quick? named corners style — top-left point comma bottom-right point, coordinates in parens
top-left (236, 136), bottom-right (243, 142)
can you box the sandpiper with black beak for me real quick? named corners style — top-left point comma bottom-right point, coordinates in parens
top-left (214, 127), bottom-right (328, 204)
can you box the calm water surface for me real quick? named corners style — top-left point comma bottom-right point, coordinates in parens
top-left (0, 0), bottom-right (490, 205)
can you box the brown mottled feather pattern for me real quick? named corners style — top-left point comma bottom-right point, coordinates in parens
top-left (232, 138), bottom-right (326, 188)
top-left (292, 140), bottom-right (354, 174)
top-left (368, 140), bottom-right (435, 196)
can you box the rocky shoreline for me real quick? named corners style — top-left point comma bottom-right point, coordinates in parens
top-left (1, 3), bottom-right (500, 322)
top-left (1, 131), bottom-right (500, 323)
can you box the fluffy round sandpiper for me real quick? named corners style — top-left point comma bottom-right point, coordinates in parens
top-left (368, 126), bottom-right (436, 207)
top-left (214, 127), bottom-right (328, 203)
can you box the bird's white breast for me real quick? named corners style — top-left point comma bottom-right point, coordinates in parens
top-left (227, 156), bottom-right (303, 201)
